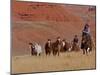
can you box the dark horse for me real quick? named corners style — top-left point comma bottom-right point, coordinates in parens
top-left (81, 34), bottom-right (92, 55)
top-left (45, 42), bottom-right (52, 56)
top-left (45, 40), bottom-right (71, 56)
top-left (29, 43), bottom-right (37, 56)
top-left (52, 40), bottom-right (62, 56)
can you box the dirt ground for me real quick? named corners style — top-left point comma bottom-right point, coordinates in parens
top-left (12, 50), bottom-right (96, 74)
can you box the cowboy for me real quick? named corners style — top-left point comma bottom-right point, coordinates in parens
top-left (73, 35), bottom-right (78, 44)
top-left (82, 23), bottom-right (90, 37)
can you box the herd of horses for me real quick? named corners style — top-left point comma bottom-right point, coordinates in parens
top-left (29, 35), bottom-right (94, 56)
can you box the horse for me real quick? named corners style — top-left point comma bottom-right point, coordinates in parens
top-left (61, 41), bottom-right (72, 52)
top-left (29, 42), bottom-right (42, 56)
top-left (81, 35), bottom-right (92, 55)
top-left (52, 39), bottom-right (74, 56)
top-left (45, 42), bottom-right (52, 56)
top-left (34, 43), bottom-right (42, 56)
top-left (52, 40), bottom-right (62, 56)
top-left (29, 43), bottom-right (37, 56)
top-left (71, 42), bottom-right (80, 52)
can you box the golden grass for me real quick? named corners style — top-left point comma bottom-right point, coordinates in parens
top-left (12, 50), bottom-right (96, 74)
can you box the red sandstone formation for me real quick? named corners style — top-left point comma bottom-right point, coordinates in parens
top-left (12, 1), bottom-right (96, 56)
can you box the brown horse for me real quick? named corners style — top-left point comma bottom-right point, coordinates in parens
top-left (61, 40), bottom-right (72, 52)
top-left (45, 42), bottom-right (52, 56)
top-left (52, 40), bottom-right (62, 56)
top-left (29, 43), bottom-right (37, 56)
top-left (45, 40), bottom-right (72, 56)
top-left (71, 42), bottom-right (80, 51)
top-left (81, 35), bottom-right (92, 55)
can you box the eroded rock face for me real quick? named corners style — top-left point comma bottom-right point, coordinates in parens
top-left (12, 1), bottom-right (84, 22)
top-left (12, 1), bottom-right (96, 56)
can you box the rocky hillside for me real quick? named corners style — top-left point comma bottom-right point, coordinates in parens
top-left (12, 1), bottom-right (96, 56)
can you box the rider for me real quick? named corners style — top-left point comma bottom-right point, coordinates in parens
top-left (82, 23), bottom-right (90, 37)
top-left (73, 35), bottom-right (79, 45)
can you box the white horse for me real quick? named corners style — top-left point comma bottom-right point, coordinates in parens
top-left (34, 43), bottom-right (42, 56)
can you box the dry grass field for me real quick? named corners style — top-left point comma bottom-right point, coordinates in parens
top-left (12, 50), bottom-right (96, 74)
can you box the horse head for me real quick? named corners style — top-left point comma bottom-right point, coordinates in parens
top-left (29, 43), bottom-right (33, 45)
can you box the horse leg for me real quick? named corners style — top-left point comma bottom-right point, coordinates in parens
top-left (54, 50), bottom-right (57, 56)
top-left (49, 50), bottom-right (51, 56)
top-left (58, 51), bottom-right (59, 56)
top-left (53, 51), bottom-right (55, 56)
top-left (89, 47), bottom-right (92, 52)
top-left (83, 49), bottom-right (85, 55)
top-left (31, 50), bottom-right (33, 56)
top-left (57, 48), bottom-right (60, 56)
top-left (55, 49), bottom-right (57, 56)
top-left (31, 49), bottom-right (34, 56)
top-left (89, 46), bottom-right (92, 52)
top-left (53, 48), bottom-right (56, 56)
top-left (52, 50), bottom-right (55, 56)
top-left (58, 45), bottom-right (61, 56)
top-left (45, 50), bottom-right (48, 56)
top-left (37, 53), bottom-right (39, 56)
top-left (34, 51), bottom-right (37, 56)
top-left (45, 49), bottom-right (49, 56)
top-left (86, 48), bottom-right (88, 55)
top-left (39, 53), bottom-right (41, 56)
